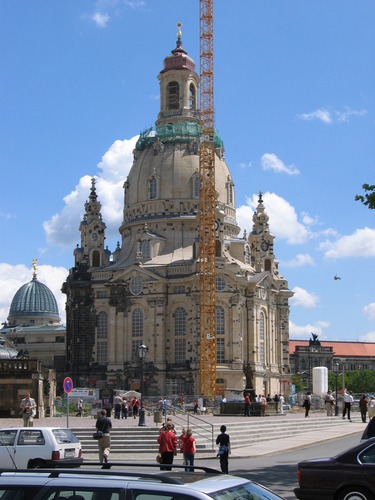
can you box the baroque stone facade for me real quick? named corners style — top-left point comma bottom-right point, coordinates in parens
top-left (62, 33), bottom-right (293, 397)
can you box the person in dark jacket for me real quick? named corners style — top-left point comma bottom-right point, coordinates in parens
top-left (95, 409), bottom-right (112, 463)
top-left (216, 425), bottom-right (230, 473)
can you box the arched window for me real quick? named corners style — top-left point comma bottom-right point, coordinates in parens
top-left (189, 83), bottom-right (196, 110)
top-left (97, 311), bottom-right (108, 365)
top-left (140, 240), bottom-right (151, 260)
top-left (132, 309), bottom-right (143, 337)
top-left (259, 311), bottom-right (265, 366)
top-left (174, 307), bottom-right (186, 336)
top-left (167, 81), bottom-right (179, 110)
top-left (149, 177), bottom-right (157, 199)
top-left (265, 259), bottom-right (271, 271)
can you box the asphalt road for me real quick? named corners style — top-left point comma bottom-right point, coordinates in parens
top-left (197, 432), bottom-right (362, 499)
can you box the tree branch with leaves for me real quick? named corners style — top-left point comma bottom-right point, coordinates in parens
top-left (355, 184), bottom-right (375, 210)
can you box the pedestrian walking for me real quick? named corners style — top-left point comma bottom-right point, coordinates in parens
top-left (95, 409), bottom-right (112, 463)
top-left (20, 393), bottom-right (37, 427)
top-left (342, 388), bottom-right (354, 421)
top-left (216, 424), bottom-right (230, 474)
top-left (132, 397), bottom-right (140, 419)
top-left (244, 393), bottom-right (251, 416)
top-left (181, 428), bottom-right (196, 471)
top-left (76, 399), bottom-right (83, 417)
top-left (121, 398), bottom-right (128, 419)
top-left (157, 423), bottom-right (178, 470)
top-left (359, 394), bottom-right (369, 423)
top-left (302, 392), bottom-right (311, 417)
top-left (260, 395), bottom-right (267, 417)
top-left (368, 397), bottom-right (375, 419)
top-left (324, 390), bottom-right (334, 417)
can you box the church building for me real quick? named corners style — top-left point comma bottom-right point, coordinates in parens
top-left (62, 30), bottom-right (293, 398)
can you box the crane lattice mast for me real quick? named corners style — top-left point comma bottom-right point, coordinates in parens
top-left (198, 0), bottom-right (216, 396)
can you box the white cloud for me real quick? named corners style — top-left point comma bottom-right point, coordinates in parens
top-left (236, 192), bottom-right (313, 245)
top-left (336, 107), bottom-right (367, 123)
top-left (289, 320), bottom-right (331, 339)
top-left (92, 12), bottom-right (110, 28)
top-left (43, 136), bottom-right (138, 248)
top-left (290, 286), bottom-right (319, 308)
top-left (359, 331), bottom-right (375, 342)
top-left (0, 263), bottom-right (68, 326)
top-left (298, 108), bottom-right (332, 124)
top-left (298, 107), bottom-right (367, 124)
top-left (261, 153), bottom-right (300, 175)
top-left (281, 254), bottom-right (315, 268)
top-left (364, 303), bottom-right (375, 321)
top-left (320, 227), bottom-right (375, 259)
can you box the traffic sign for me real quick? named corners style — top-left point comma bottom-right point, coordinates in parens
top-left (63, 377), bottom-right (73, 394)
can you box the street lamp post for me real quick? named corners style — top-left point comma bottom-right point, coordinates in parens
top-left (138, 343), bottom-right (147, 427)
top-left (334, 362), bottom-right (340, 417)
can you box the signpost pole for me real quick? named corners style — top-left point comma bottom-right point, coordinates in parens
top-left (63, 377), bottom-right (74, 428)
top-left (66, 392), bottom-right (69, 428)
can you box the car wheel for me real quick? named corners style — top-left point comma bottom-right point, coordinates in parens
top-left (337, 486), bottom-right (374, 500)
top-left (28, 459), bottom-right (45, 469)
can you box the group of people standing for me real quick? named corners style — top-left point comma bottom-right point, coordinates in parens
top-left (113, 397), bottom-right (140, 419)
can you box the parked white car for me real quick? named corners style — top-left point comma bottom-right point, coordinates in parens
top-left (0, 427), bottom-right (83, 469)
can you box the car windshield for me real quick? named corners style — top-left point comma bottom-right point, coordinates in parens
top-left (210, 482), bottom-right (282, 500)
top-left (52, 429), bottom-right (79, 444)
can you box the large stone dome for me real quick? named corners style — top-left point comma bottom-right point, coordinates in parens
top-left (8, 276), bottom-right (60, 326)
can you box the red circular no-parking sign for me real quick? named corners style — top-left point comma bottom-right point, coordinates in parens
top-left (63, 377), bottom-right (73, 394)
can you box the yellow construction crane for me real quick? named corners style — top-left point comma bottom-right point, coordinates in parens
top-left (198, 0), bottom-right (216, 396)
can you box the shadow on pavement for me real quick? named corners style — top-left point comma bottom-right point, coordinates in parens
top-left (233, 463), bottom-right (298, 500)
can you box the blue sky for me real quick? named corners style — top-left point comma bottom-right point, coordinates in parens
top-left (1, 1), bottom-right (375, 342)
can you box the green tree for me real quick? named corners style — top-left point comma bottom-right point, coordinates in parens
top-left (345, 370), bottom-right (375, 394)
top-left (355, 184), bottom-right (375, 210)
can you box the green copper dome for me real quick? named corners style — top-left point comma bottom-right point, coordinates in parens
top-left (8, 277), bottom-right (60, 325)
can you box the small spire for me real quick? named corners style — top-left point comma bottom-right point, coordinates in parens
top-left (177, 22), bottom-right (182, 45)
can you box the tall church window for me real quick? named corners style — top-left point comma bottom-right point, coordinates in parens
top-left (226, 177), bottom-right (234, 206)
top-left (92, 250), bottom-right (100, 267)
top-left (259, 311), bottom-right (265, 366)
top-left (215, 240), bottom-right (221, 257)
top-left (189, 83), bottom-right (196, 110)
top-left (193, 173), bottom-right (199, 198)
top-left (175, 339), bottom-right (186, 364)
top-left (216, 306), bottom-right (225, 362)
top-left (140, 240), bottom-right (151, 260)
top-left (174, 307), bottom-right (186, 363)
top-left (132, 309), bottom-right (143, 337)
top-left (217, 306), bottom-right (225, 334)
top-left (217, 338), bottom-right (225, 363)
top-left (167, 81), bottom-right (179, 110)
top-left (97, 311), bottom-right (108, 365)
top-left (149, 177), bottom-right (157, 199)
top-left (244, 245), bottom-right (251, 265)
top-left (174, 307), bottom-right (186, 336)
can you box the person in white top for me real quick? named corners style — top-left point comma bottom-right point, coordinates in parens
top-left (20, 393), bottom-right (37, 427)
top-left (368, 397), bottom-right (375, 419)
top-left (342, 388), bottom-right (354, 421)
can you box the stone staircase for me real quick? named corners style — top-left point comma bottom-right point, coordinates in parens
top-left (72, 414), bottom-right (347, 458)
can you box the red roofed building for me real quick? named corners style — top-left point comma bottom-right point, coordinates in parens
top-left (290, 337), bottom-right (375, 391)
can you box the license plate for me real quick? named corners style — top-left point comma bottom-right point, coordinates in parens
top-left (64, 449), bottom-right (75, 458)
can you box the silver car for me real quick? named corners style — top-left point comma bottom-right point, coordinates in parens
top-left (0, 463), bottom-right (284, 499)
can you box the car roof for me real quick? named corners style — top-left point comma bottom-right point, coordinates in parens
top-left (0, 427), bottom-right (72, 431)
